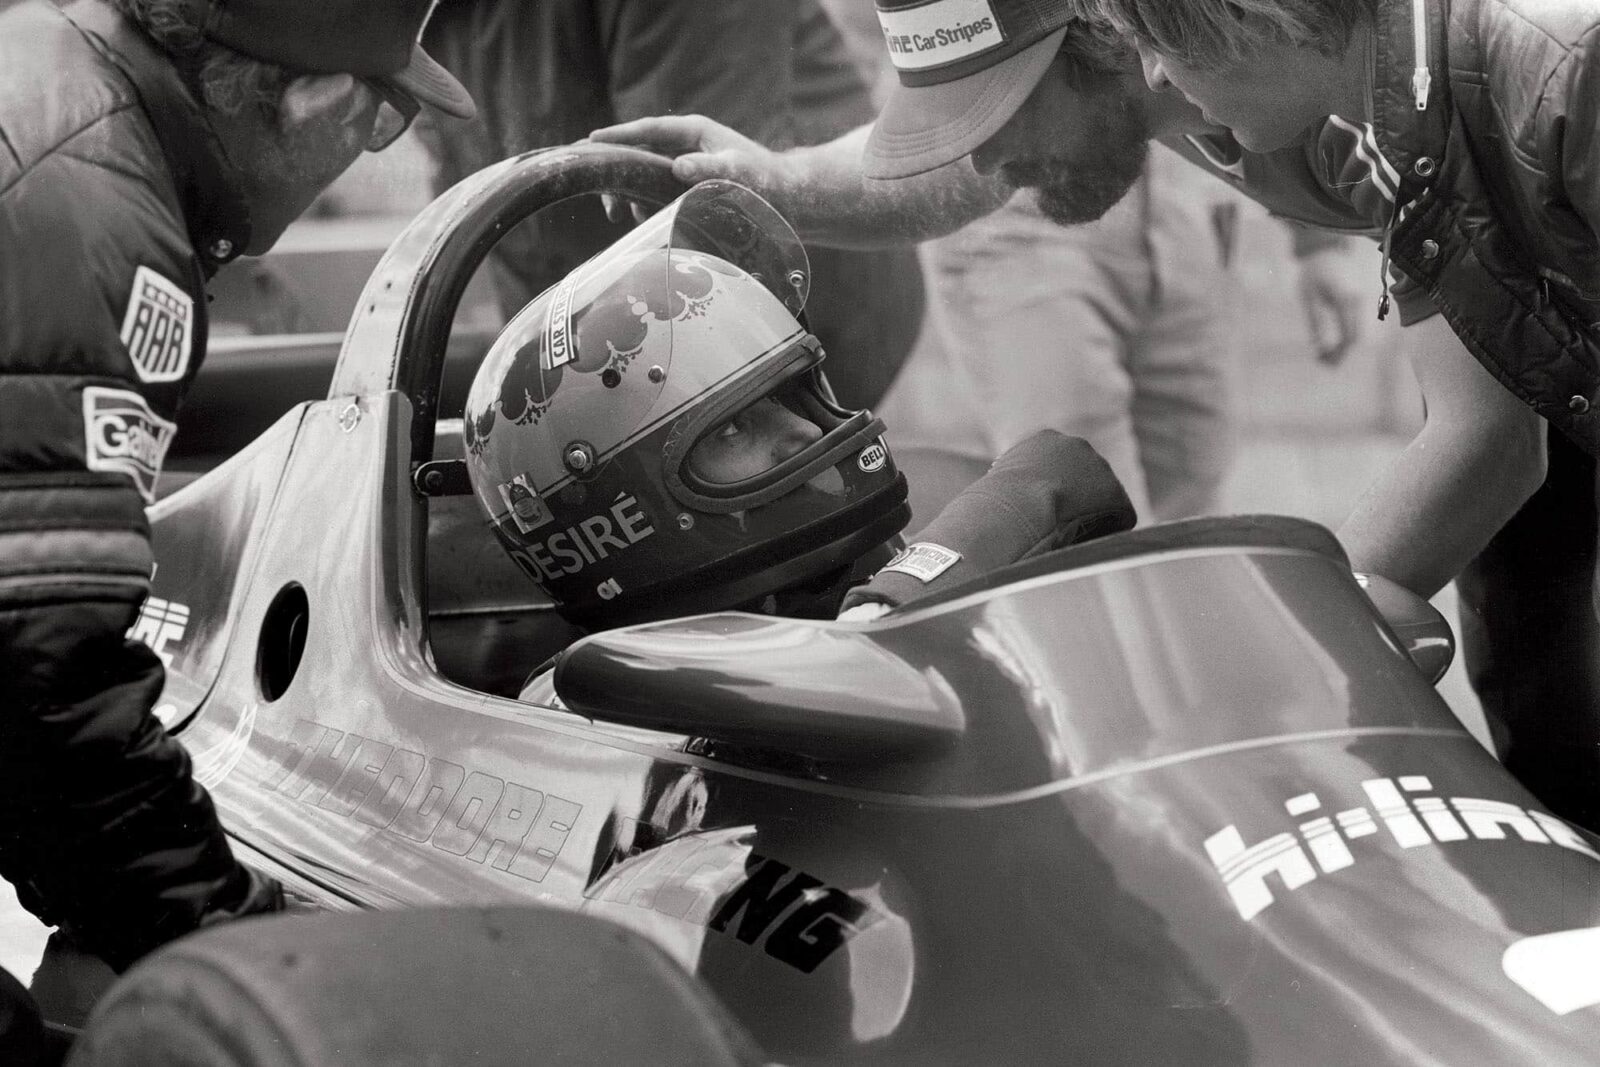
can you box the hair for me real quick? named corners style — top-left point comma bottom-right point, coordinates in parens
top-left (105, 0), bottom-right (294, 119)
top-left (1057, 15), bottom-right (1138, 79)
top-left (1079, 0), bottom-right (1376, 70)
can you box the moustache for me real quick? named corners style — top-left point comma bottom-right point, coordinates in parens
top-left (999, 159), bottom-right (1065, 188)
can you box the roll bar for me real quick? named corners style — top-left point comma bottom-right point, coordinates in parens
top-left (328, 144), bottom-right (689, 464)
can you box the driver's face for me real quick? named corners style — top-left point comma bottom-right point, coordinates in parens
top-left (687, 397), bottom-right (822, 484)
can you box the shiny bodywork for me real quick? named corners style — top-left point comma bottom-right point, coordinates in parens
top-left (147, 146), bottom-right (1600, 1064)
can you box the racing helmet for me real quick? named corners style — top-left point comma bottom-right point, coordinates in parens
top-left (462, 181), bottom-right (909, 627)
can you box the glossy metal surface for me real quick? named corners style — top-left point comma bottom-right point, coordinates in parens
top-left (163, 394), bottom-right (1600, 1062)
top-left (1356, 570), bottom-right (1456, 683)
top-left (139, 145), bottom-right (1600, 1063)
top-left (555, 613), bottom-right (965, 760)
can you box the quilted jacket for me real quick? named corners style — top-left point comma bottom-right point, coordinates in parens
top-left (0, 0), bottom-right (256, 971)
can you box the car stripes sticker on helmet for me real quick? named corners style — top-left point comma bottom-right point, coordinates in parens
top-left (543, 271), bottom-right (579, 370)
top-left (82, 385), bottom-right (177, 503)
top-left (877, 0), bottom-right (1004, 72)
top-left (881, 542), bottom-right (962, 583)
top-left (119, 265), bottom-right (194, 383)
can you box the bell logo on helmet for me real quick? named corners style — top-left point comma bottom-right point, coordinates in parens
top-left (858, 441), bottom-right (888, 473)
top-left (596, 578), bottom-right (623, 601)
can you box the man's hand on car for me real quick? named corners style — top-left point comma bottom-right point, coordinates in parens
top-left (590, 114), bottom-right (796, 222)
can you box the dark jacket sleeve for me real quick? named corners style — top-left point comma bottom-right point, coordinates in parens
top-left (0, 116), bottom-right (257, 972)
top-left (839, 431), bottom-right (1137, 614)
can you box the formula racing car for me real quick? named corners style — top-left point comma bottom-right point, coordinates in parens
top-left (61, 144), bottom-right (1600, 1065)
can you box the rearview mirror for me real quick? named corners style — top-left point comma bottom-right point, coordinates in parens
top-left (1354, 572), bottom-right (1455, 685)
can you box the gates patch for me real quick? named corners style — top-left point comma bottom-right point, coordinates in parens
top-left (83, 386), bottom-right (177, 503)
top-left (119, 266), bottom-right (193, 383)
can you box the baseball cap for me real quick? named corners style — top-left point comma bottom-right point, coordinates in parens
top-left (182, 0), bottom-right (475, 119)
top-left (864, 0), bottom-right (1075, 179)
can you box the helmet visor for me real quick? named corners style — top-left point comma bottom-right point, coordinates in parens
top-left (651, 179), bottom-right (811, 315)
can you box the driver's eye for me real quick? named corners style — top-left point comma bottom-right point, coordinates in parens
top-left (712, 398), bottom-right (779, 441)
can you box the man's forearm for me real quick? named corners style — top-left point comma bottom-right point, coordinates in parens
top-left (1339, 423), bottom-right (1543, 596)
top-left (767, 125), bottom-right (1012, 248)
top-left (1338, 316), bottom-right (1546, 596)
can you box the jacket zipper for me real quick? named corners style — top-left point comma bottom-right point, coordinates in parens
top-left (1378, 0), bottom-right (1433, 319)
top-left (1412, 0), bottom-right (1432, 110)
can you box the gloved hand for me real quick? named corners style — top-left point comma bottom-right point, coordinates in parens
top-left (197, 865), bottom-right (288, 930)
top-left (839, 431), bottom-right (1136, 616)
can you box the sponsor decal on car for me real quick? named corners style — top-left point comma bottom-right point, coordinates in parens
top-left (512, 491), bottom-right (656, 581)
top-left (498, 473), bottom-right (554, 533)
top-left (877, 0), bottom-right (1003, 72)
top-left (120, 265), bottom-right (193, 383)
top-left (1207, 775), bottom-right (1600, 921)
top-left (127, 595), bottom-right (190, 667)
top-left (586, 827), bottom-right (884, 974)
top-left (881, 542), bottom-right (961, 583)
top-left (82, 386), bottom-right (177, 503)
top-left (264, 719), bottom-right (582, 885)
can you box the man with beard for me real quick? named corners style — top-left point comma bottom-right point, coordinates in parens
top-left (595, 2), bottom-right (1362, 524)
top-left (595, 0), bottom-right (1553, 822)
top-left (883, 18), bottom-right (1261, 522)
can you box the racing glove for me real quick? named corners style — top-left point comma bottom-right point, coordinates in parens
top-left (839, 430), bottom-right (1135, 617)
top-left (196, 864), bottom-right (288, 930)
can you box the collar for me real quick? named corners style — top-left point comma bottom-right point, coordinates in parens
top-left (1367, 0), bottom-right (1450, 198)
top-left (58, 0), bottom-right (252, 273)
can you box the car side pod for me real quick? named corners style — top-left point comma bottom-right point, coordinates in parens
top-left (64, 907), bottom-right (762, 1067)
top-left (552, 613), bottom-right (966, 762)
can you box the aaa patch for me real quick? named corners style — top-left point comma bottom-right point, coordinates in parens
top-left (82, 386), bottom-right (177, 503)
top-left (120, 265), bottom-right (194, 383)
